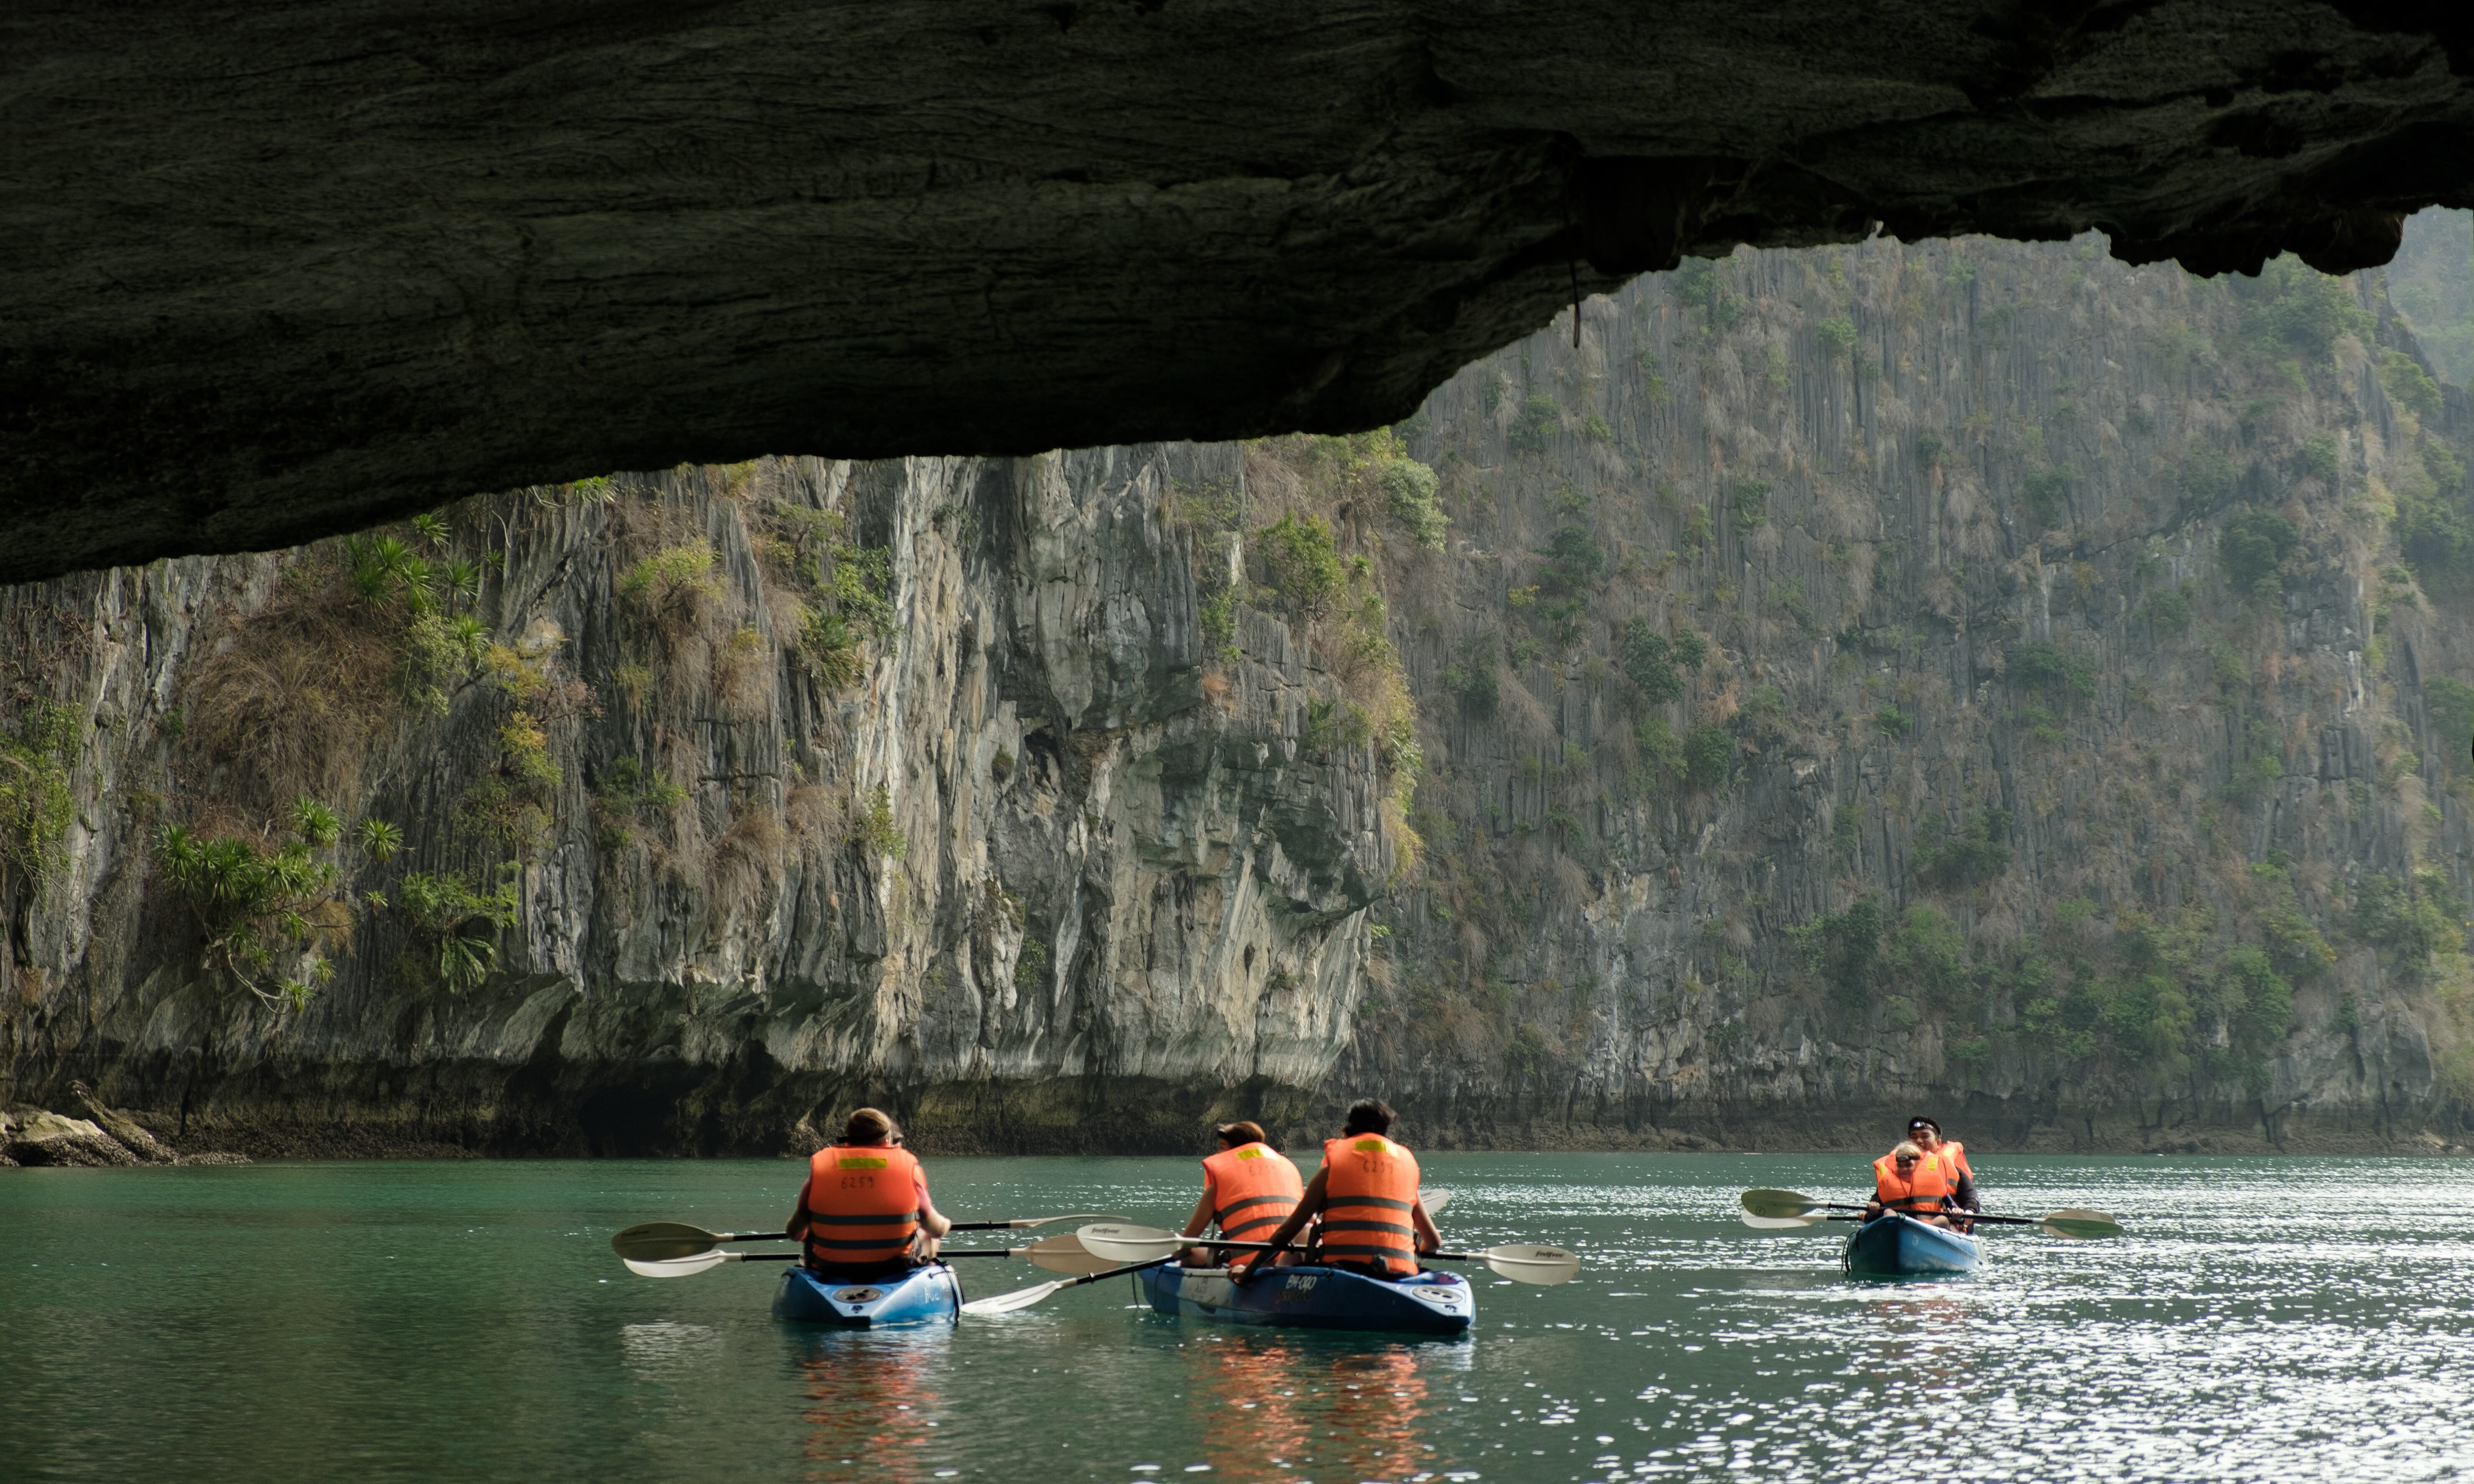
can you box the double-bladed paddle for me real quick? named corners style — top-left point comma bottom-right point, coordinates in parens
top-left (609, 1214), bottom-right (1121, 1263)
top-left (1738, 1189), bottom-right (2121, 1240)
top-left (1071, 1222), bottom-right (1583, 1285)
top-left (622, 1234), bottom-right (1106, 1280)
top-left (957, 1254), bottom-right (1180, 1315)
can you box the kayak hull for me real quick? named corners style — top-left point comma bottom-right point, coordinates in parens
top-left (1842, 1213), bottom-right (1981, 1277)
top-left (1139, 1263), bottom-right (1474, 1336)
top-left (772, 1263), bottom-right (962, 1327)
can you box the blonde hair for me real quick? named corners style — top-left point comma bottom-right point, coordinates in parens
top-left (1891, 1140), bottom-right (1924, 1159)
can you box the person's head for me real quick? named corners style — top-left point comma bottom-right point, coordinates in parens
top-left (1906, 1115), bottom-right (1943, 1150)
top-left (1341, 1099), bottom-right (1395, 1137)
top-left (843, 1107), bottom-right (899, 1145)
top-left (1215, 1120), bottom-right (1267, 1149)
top-left (1889, 1138), bottom-right (1924, 1171)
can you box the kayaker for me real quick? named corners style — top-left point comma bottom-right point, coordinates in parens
top-left (1863, 1139), bottom-right (1954, 1227)
top-left (785, 1107), bottom-right (953, 1273)
top-left (1907, 1115), bottom-right (1980, 1219)
top-left (1238, 1099), bottom-right (1439, 1282)
top-left (1180, 1120), bottom-right (1305, 1268)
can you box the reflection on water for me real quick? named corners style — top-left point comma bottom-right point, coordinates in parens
top-left (6, 1154), bottom-right (2473, 1482)
top-left (1187, 1339), bottom-right (1442, 1483)
top-left (794, 1329), bottom-right (951, 1484)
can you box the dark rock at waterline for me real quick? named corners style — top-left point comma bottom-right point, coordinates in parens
top-left (0, 1103), bottom-right (248, 1169)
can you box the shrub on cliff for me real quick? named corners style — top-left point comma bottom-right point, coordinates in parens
top-left (394, 868), bottom-right (521, 992)
top-left (0, 703), bottom-right (76, 906)
top-left (2013, 639), bottom-right (2097, 699)
top-left (1913, 807), bottom-right (2011, 888)
top-left (1617, 617), bottom-right (1703, 704)
top-left (2219, 508), bottom-right (2299, 595)
top-left (619, 543), bottom-right (724, 633)
top-left (1506, 392), bottom-right (1558, 456)
top-left (2236, 257), bottom-right (2371, 357)
top-left (155, 807), bottom-right (352, 1011)
top-left (1257, 512), bottom-right (1344, 620)
top-left (1682, 724), bottom-right (1733, 790)
top-left (1381, 458), bottom-right (1449, 550)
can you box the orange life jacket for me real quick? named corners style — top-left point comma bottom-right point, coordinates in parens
top-left (1873, 1151), bottom-right (1951, 1216)
top-left (1319, 1134), bottom-right (1422, 1276)
top-left (800, 1143), bottom-right (924, 1269)
top-left (1202, 1142), bottom-right (1303, 1243)
top-left (1928, 1140), bottom-right (1973, 1187)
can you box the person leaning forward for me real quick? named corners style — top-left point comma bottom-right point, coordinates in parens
top-left (1238, 1099), bottom-right (1439, 1282)
top-left (1179, 1120), bottom-right (1305, 1267)
top-left (1906, 1115), bottom-right (1980, 1218)
top-left (1863, 1139), bottom-right (1953, 1227)
top-left (785, 1107), bottom-right (953, 1274)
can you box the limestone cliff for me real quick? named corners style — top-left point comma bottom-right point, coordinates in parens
top-left (1344, 233), bottom-right (2474, 1153)
top-left (0, 448), bottom-right (1391, 1154)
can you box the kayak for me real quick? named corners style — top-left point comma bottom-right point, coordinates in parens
top-left (773, 1262), bottom-right (962, 1326)
top-left (1138, 1263), bottom-right (1475, 1336)
top-left (1842, 1212), bottom-right (1981, 1278)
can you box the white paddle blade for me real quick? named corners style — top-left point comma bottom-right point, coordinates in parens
top-left (1480, 1245), bottom-right (1581, 1285)
top-left (1075, 1223), bottom-right (1185, 1263)
top-left (1740, 1211), bottom-right (1828, 1231)
top-left (622, 1250), bottom-right (733, 1278)
top-left (1026, 1234), bottom-right (1120, 1275)
top-left (960, 1279), bottom-right (1067, 1316)
top-left (1421, 1188), bottom-right (1452, 1217)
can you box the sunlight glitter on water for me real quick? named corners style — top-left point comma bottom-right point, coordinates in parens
top-left (5, 1153), bottom-right (2471, 1482)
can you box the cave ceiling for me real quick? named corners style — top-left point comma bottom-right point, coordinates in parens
top-left (7, 1), bottom-right (2473, 582)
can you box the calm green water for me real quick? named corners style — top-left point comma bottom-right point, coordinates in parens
top-left (5, 1153), bottom-right (2470, 1482)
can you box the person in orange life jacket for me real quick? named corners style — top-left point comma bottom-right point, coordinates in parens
top-left (1236, 1099), bottom-right (1439, 1282)
top-left (1179, 1120), bottom-right (1306, 1267)
top-left (1907, 1115), bottom-right (1979, 1223)
top-left (1863, 1140), bottom-right (1954, 1227)
top-left (785, 1107), bottom-right (953, 1273)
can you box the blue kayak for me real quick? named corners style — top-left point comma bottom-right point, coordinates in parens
top-left (1139, 1263), bottom-right (1474, 1336)
top-left (1842, 1213), bottom-right (1981, 1277)
top-left (773, 1263), bottom-right (962, 1326)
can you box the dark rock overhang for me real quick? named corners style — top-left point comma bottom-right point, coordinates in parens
top-left (6, 0), bottom-right (2471, 582)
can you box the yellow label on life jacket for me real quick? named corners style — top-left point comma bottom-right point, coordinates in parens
top-left (1354, 1138), bottom-right (1386, 1153)
top-left (1234, 1147), bottom-right (1261, 1159)
top-left (837, 1157), bottom-right (889, 1169)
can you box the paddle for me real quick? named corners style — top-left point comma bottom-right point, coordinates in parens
top-left (622, 1242), bottom-right (1073, 1280)
top-left (958, 1255), bottom-right (1178, 1315)
top-left (1072, 1223), bottom-right (1582, 1285)
top-left (610, 1214), bottom-right (1120, 1263)
top-left (1738, 1189), bottom-right (2121, 1240)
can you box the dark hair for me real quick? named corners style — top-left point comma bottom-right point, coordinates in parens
top-left (1906, 1115), bottom-right (1941, 1137)
top-left (1215, 1120), bottom-right (1268, 1147)
top-left (843, 1107), bottom-right (898, 1145)
top-left (1341, 1098), bottom-right (1395, 1136)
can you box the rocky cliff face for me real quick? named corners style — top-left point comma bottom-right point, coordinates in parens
top-left (0, 448), bottom-right (1392, 1154)
top-left (1348, 233), bottom-right (2474, 1153)
top-left (3, 234), bottom-right (2470, 1158)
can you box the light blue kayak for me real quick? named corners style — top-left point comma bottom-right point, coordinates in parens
top-left (1843, 1213), bottom-right (1981, 1277)
top-left (773, 1263), bottom-right (962, 1326)
top-left (1139, 1263), bottom-right (1474, 1336)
